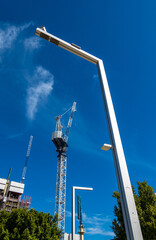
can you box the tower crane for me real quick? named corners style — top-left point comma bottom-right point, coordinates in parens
top-left (21, 135), bottom-right (33, 183)
top-left (52, 102), bottom-right (76, 234)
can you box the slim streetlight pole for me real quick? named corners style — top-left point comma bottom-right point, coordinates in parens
top-left (72, 186), bottom-right (93, 240)
top-left (35, 27), bottom-right (143, 240)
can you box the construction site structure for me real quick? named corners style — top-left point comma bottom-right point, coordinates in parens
top-left (0, 177), bottom-right (31, 212)
top-left (52, 102), bottom-right (76, 234)
top-left (0, 136), bottom-right (33, 212)
top-left (19, 195), bottom-right (31, 209)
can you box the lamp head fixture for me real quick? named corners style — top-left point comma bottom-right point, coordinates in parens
top-left (101, 143), bottom-right (113, 151)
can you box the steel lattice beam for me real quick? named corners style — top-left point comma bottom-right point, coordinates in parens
top-left (55, 154), bottom-right (67, 232)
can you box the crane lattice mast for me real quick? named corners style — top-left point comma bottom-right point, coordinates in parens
top-left (21, 135), bottom-right (33, 183)
top-left (52, 102), bottom-right (76, 234)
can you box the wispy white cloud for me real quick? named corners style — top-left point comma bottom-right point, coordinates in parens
top-left (83, 212), bottom-right (114, 236)
top-left (87, 227), bottom-right (114, 236)
top-left (66, 210), bottom-right (72, 217)
top-left (24, 36), bottom-right (42, 50)
top-left (0, 22), bottom-right (54, 125)
top-left (83, 212), bottom-right (111, 225)
top-left (65, 210), bottom-right (114, 237)
top-left (0, 22), bottom-right (53, 122)
top-left (26, 66), bottom-right (54, 120)
top-left (7, 132), bottom-right (23, 139)
top-left (46, 197), bottom-right (55, 203)
top-left (0, 22), bottom-right (32, 51)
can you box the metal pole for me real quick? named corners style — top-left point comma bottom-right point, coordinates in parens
top-left (72, 187), bottom-right (93, 240)
top-left (35, 28), bottom-right (143, 240)
top-left (97, 60), bottom-right (143, 239)
top-left (72, 187), bottom-right (75, 240)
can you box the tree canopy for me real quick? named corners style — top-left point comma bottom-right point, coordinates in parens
top-left (0, 208), bottom-right (62, 240)
top-left (112, 181), bottom-right (156, 240)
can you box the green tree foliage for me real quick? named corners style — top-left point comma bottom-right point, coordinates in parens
top-left (112, 181), bottom-right (156, 240)
top-left (0, 208), bottom-right (61, 240)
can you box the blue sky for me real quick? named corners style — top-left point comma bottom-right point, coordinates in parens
top-left (0, 1), bottom-right (156, 239)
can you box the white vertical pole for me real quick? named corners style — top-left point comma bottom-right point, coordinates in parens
top-left (97, 60), bottom-right (143, 240)
top-left (72, 187), bottom-right (93, 240)
top-left (72, 187), bottom-right (75, 240)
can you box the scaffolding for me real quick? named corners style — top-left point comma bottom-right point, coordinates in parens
top-left (0, 178), bottom-right (31, 212)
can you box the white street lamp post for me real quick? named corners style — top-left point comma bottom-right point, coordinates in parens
top-left (35, 27), bottom-right (143, 240)
top-left (72, 186), bottom-right (93, 240)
